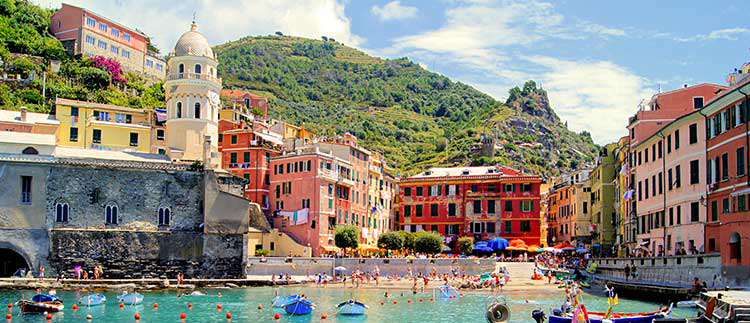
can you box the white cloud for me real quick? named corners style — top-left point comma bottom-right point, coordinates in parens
top-left (578, 21), bottom-right (627, 37)
top-left (524, 56), bottom-right (653, 144)
top-left (39, 0), bottom-right (364, 54)
top-left (371, 1), bottom-right (419, 21)
top-left (674, 27), bottom-right (750, 42)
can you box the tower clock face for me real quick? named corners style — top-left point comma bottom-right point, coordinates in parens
top-left (208, 90), bottom-right (220, 105)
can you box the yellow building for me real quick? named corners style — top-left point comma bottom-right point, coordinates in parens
top-left (55, 98), bottom-right (153, 153)
top-left (270, 120), bottom-right (315, 140)
top-left (367, 157), bottom-right (394, 245)
top-left (614, 136), bottom-right (630, 256)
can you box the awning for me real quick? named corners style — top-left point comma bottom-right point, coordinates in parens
top-left (155, 111), bottom-right (167, 122)
top-left (358, 244), bottom-right (381, 252)
top-left (321, 245), bottom-right (340, 252)
top-left (254, 132), bottom-right (283, 145)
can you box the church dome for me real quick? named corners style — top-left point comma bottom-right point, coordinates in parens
top-left (174, 22), bottom-right (214, 59)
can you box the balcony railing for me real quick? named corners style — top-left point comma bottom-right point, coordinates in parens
top-left (167, 72), bottom-right (222, 83)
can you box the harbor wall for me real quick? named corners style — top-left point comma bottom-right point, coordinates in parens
top-left (591, 254), bottom-right (722, 288)
top-left (244, 257), bottom-right (496, 277)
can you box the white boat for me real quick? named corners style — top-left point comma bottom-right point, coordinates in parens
top-left (189, 291), bottom-right (206, 296)
top-left (79, 294), bottom-right (107, 306)
top-left (676, 300), bottom-right (699, 308)
top-left (117, 292), bottom-right (144, 305)
top-left (336, 300), bottom-right (368, 315)
top-left (436, 285), bottom-right (460, 298)
top-left (272, 295), bottom-right (300, 308)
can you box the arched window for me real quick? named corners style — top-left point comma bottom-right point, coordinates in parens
top-left (158, 207), bottom-right (171, 226)
top-left (54, 202), bottom-right (69, 223)
top-left (22, 147), bottom-right (38, 155)
top-left (178, 63), bottom-right (184, 74)
top-left (194, 64), bottom-right (202, 74)
top-left (176, 102), bottom-right (182, 118)
top-left (105, 204), bottom-right (119, 225)
top-left (730, 232), bottom-right (742, 261)
top-left (194, 102), bottom-right (201, 119)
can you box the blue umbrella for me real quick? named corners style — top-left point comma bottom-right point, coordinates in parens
top-left (575, 247), bottom-right (588, 253)
top-left (473, 241), bottom-right (493, 253)
top-left (593, 244), bottom-right (601, 248)
top-left (489, 238), bottom-right (509, 251)
top-left (562, 247), bottom-right (576, 252)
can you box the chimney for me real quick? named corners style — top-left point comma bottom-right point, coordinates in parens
top-left (20, 107), bottom-right (27, 122)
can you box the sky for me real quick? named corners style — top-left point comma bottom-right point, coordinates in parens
top-left (39, 0), bottom-right (750, 144)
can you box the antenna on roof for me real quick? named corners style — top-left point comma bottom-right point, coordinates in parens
top-left (192, 12), bottom-right (196, 23)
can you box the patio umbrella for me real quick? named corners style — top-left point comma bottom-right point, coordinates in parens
top-left (334, 266), bottom-right (347, 272)
top-left (562, 247), bottom-right (576, 252)
top-left (489, 238), bottom-right (509, 251)
top-left (575, 247), bottom-right (588, 253)
top-left (553, 242), bottom-right (574, 249)
top-left (543, 247), bottom-right (555, 252)
top-left (505, 246), bottom-right (525, 251)
top-left (473, 241), bottom-right (493, 253)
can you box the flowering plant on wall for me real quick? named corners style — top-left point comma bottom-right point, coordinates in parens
top-left (89, 56), bottom-right (128, 83)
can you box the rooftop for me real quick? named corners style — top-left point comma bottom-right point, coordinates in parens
top-left (0, 110), bottom-right (59, 125)
top-left (221, 89), bottom-right (267, 100)
top-left (54, 147), bottom-right (171, 163)
top-left (404, 166), bottom-right (537, 181)
top-left (55, 98), bottom-right (149, 114)
top-left (58, 3), bottom-right (147, 37)
top-left (0, 132), bottom-right (56, 146)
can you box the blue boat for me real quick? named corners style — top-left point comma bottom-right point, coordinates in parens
top-left (336, 300), bottom-right (368, 315)
top-left (436, 285), bottom-right (460, 298)
top-left (548, 312), bottom-right (666, 323)
top-left (283, 299), bottom-right (315, 315)
top-left (272, 295), bottom-right (300, 308)
top-left (79, 293), bottom-right (107, 306)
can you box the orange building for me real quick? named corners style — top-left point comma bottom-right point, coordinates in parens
top-left (221, 90), bottom-right (269, 120)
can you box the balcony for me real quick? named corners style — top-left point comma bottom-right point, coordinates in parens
top-left (167, 72), bottom-right (222, 84)
top-left (338, 176), bottom-right (355, 187)
top-left (229, 162), bottom-right (251, 169)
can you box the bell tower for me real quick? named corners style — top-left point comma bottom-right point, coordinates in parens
top-left (164, 21), bottom-right (221, 168)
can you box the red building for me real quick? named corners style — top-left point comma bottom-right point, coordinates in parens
top-left (217, 111), bottom-right (282, 208)
top-left (221, 90), bottom-right (269, 120)
top-left (398, 166), bottom-right (543, 248)
top-left (703, 79), bottom-right (750, 272)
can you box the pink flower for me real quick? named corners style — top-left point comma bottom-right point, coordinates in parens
top-left (89, 56), bottom-right (129, 83)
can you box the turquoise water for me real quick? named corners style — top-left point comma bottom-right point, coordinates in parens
top-left (0, 288), bottom-right (697, 322)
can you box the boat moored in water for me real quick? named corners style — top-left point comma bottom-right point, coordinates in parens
top-left (336, 300), bottom-right (368, 315)
top-left (283, 299), bottom-right (315, 315)
top-left (79, 293), bottom-right (106, 306)
top-left (436, 285), bottom-right (460, 299)
top-left (17, 294), bottom-right (64, 313)
top-left (117, 292), bottom-right (144, 305)
top-left (272, 295), bottom-right (300, 308)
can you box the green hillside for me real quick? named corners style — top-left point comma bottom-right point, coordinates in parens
top-left (214, 35), bottom-right (599, 177)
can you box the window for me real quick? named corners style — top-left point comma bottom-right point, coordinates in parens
top-left (123, 33), bottom-right (130, 42)
top-left (667, 135), bottom-right (672, 153)
top-left (674, 130), bottom-right (680, 149)
top-left (486, 222), bottom-right (496, 233)
top-left (19, 176), bottom-right (32, 205)
top-left (92, 129), bottom-right (102, 143)
top-left (110, 45), bottom-right (119, 55)
top-left (722, 153), bottom-right (729, 180)
top-left (711, 200), bottom-right (718, 222)
top-left (97, 40), bottom-right (107, 50)
top-left (195, 64), bottom-right (202, 74)
top-left (473, 200), bottom-right (481, 213)
top-left (520, 220), bottom-right (531, 232)
top-left (231, 135), bottom-right (237, 145)
top-left (431, 204), bottom-right (438, 217)
top-left (638, 151), bottom-right (642, 165)
top-left (194, 102), bottom-right (201, 118)
top-left (739, 195), bottom-right (747, 212)
top-left (668, 169), bottom-right (673, 190)
top-left (691, 202), bottom-right (699, 223)
top-left (582, 201), bottom-right (588, 214)
top-left (723, 198), bottom-right (730, 213)
top-left (122, 50), bottom-right (130, 59)
top-left (176, 102), bottom-right (182, 118)
top-left (738, 147), bottom-right (746, 176)
top-left (98, 22), bottom-right (107, 32)
top-left (503, 201), bottom-right (512, 212)
top-left (448, 203), bottom-right (456, 216)
top-left (658, 141), bottom-right (662, 158)
top-left (158, 207), bottom-right (171, 226)
top-left (129, 133), bottom-right (138, 146)
top-left (690, 160), bottom-right (700, 184)
top-left (86, 17), bottom-right (95, 27)
top-left (520, 183), bottom-right (532, 192)
top-left (157, 129), bottom-right (165, 140)
top-left (156, 64), bottom-right (163, 72)
top-left (69, 127), bottom-right (79, 142)
top-left (85, 35), bottom-right (95, 45)
top-left (504, 220), bottom-right (512, 233)
top-left (689, 123), bottom-right (698, 144)
top-left (178, 64), bottom-right (185, 74)
top-left (521, 200), bottom-right (533, 212)
top-left (652, 144), bottom-right (656, 161)
top-left (146, 59), bottom-right (153, 68)
top-left (677, 205), bottom-right (682, 224)
top-left (669, 207), bottom-right (674, 226)
top-left (675, 165), bottom-right (681, 188)
top-left (243, 174), bottom-right (250, 182)
top-left (105, 204), bottom-right (118, 225)
top-left (645, 148), bottom-right (649, 163)
top-left (415, 205), bottom-right (423, 217)
top-left (638, 181), bottom-right (642, 201)
top-left (694, 97), bottom-right (704, 109)
top-left (503, 184), bottom-right (515, 192)
top-left (645, 178), bottom-right (649, 199)
top-left (416, 187), bottom-right (423, 196)
top-left (111, 28), bottom-right (119, 37)
top-left (471, 184), bottom-right (478, 192)
top-left (658, 172), bottom-right (663, 194)
top-left (488, 184), bottom-right (496, 192)
top-left (404, 205), bottom-right (411, 217)
top-left (230, 153), bottom-right (237, 164)
top-left (54, 202), bottom-right (69, 223)
top-left (488, 200), bottom-right (496, 213)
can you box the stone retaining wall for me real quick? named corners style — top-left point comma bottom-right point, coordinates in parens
top-left (591, 254), bottom-right (722, 288)
top-left (244, 257), bottom-right (496, 277)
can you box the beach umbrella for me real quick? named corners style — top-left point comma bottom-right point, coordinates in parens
top-left (575, 247), bottom-right (588, 253)
top-left (489, 238), bottom-right (509, 251)
top-left (334, 266), bottom-right (347, 272)
top-left (562, 247), bottom-right (576, 252)
top-left (543, 247), bottom-right (555, 252)
top-left (553, 242), bottom-right (574, 249)
top-left (505, 246), bottom-right (525, 251)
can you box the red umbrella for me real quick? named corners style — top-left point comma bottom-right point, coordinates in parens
top-left (553, 242), bottom-right (574, 249)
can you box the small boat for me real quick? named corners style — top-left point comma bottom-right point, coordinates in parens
top-left (79, 293), bottom-right (106, 306)
top-left (117, 292), bottom-right (144, 305)
top-left (548, 306), bottom-right (670, 323)
top-left (436, 285), bottom-right (460, 298)
top-left (676, 300), bottom-right (698, 308)
top-left (189, 291), bottom-right (206, 296)
top-left (283, 299), bottom-right (315, 315)
top-left (336, 300), bottom-right (368, 316)
top-left (17, 294), bottom-right (64, 313)
top-left (272, 295), bottom-right (300, 308)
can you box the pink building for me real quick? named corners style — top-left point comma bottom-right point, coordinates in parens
top-left (630, 109), bottom-right (708, 256)
top-left (50, 3), bottom-right (165, 80)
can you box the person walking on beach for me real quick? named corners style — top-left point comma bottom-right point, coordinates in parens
top-left (624, 264), bottom-right (630, 281)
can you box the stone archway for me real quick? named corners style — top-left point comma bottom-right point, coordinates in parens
top-left (0, 248), bottom-right (30, 277)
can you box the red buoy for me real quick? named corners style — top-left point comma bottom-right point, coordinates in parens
top-left (188, 303), bottom-right (193, 309)
top-left (226, 312), bottom-right (232, 319)
top-left (393, 300), bottom-right (398, 304)
top-left (274, 313), bottom-right (281, 320)
top-left (153, 303), bottom-right (158, 309)
top-left (72, 304), bottom-right (79, 310)
top-left (134, 313), bottom-right (141, 320)
top-left (5, 314), bottom-right (10, 319)
top-left (460, 293), bottom-right (464, 296)
top-left (430, 298), bottom-right (434, 302)
top-left (46, 313), bottom-right (52, 319)
top-left (6, 304), bottom-right (11, 309)
top-left (419, 298), bottom-right (423, 302)
top-left (380, 301), bottom-right (384, 305)
top-left (321, 313), bottom-right (327, 319)
top-left (120, 303), bottom-right (125, 308)
top-left (180, 312), bottom-right (187, 319)
top-left (407, 300), bottom-right (412, 304)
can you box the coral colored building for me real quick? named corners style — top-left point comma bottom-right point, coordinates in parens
top-left (221, 90), bottom-right (269, 119)
top-left (50, 3), bottom-right (165, 80)
top-left (398, 166), bottom-right (543, 247)
top-left (703, 79), bottom-right (750, 276)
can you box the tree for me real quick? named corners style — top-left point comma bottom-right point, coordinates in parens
top-left (397, 231), bottom-right (416, 252)
top-left (249, 107), bottom-right (264, 117)
top-left (78, 67), bottom-right (110, 90)
top-left (414, 232), bottom-right (443, 255)
top-left (334, 225), bottom-right (359, 254)
top-left (458, 237), bottom-right (474, 255)
top-left (255, 249), bottom-right (269, 256)
top-left (377, 231), bottom-right (404, 251)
